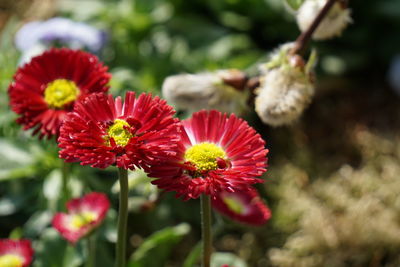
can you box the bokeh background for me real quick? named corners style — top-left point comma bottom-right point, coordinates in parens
top-left (1, 0), bottom-right (400, 266)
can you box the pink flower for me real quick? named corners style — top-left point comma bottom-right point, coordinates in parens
top-left (52, 192), bottom-right (110, 244)
top-left (212, 188), bottom-right (271, 225)
top-left (0, 239), bottom-right (34, 267)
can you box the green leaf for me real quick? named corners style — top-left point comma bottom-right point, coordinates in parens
top-left (32, 228), bottom-right (83, 267)
top-left (24, 211), bottom-right (53, 238)
top-left (284, 0), bottom-right (305, 11)
top-left (183, 242), bottom-right (201, 267)
top-left (9, 227), bottom-right (23, 239)
top-left (211, 252), bottom-right (248, 267)
top-left (0, 139), bottom-right (35, 181)
top-left (128, 223), bottom-right (191, 267)
top-left (0, 197), bottom-right (22, 216)
top-left (43, 169), bottom-right (62, 211)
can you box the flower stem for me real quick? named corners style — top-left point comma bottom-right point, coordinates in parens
top-left (86, 234), bottom-right (96, 267)
top-left (201, 195), bottom-right (212, 267)
top-left (291, 0), bottom-right (339, 55)
top-left (115, 168), bottom-right (129, 267)
top-left (61, 160), bottom-right (71, 206)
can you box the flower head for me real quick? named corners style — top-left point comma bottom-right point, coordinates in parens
top-left (15, 17), bottom-right (107, 54)
top-left (296, 0), bottom-right (351, 40)
top-left (162, 69), bottom-right (248, 114)
top-left (0, 239), bottom-right (34, 267)
top-left (150, 110), bottom-right (268, 200)
top-left (212, 188), bottom-right (271, 225)
top-left (8, 48), bottom-right (111, 138)
top-left (255, 43), bottom-right (315, 126)
top-left (52, 192), bottom-right (110, 244)
top-left (58, 92), bottom-right (181, 170)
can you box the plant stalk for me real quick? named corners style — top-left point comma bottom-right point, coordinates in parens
top-left (61, 160), bottom-right (71, 207)
top-left (115, 168), bottom-right (129, 267)
top-left (86, 234), bottom-right (96, 267)
top-left (201, 195), bottom-right (212, 267)
top-left (291, 0), bottom-right (339, 55)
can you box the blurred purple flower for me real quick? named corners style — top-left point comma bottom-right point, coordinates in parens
top-left (388, 55), bottom-right (400, 97)
top-left (15, 17), bottom-right (107, 54)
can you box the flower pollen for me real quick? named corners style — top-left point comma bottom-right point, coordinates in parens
top-left (185, 142), bottom-right (226, 172)
top-left (70, 211), bottom-right (97, 229)
top-left (44, 79), bottom-right (79, 109)
top-left (106, 119), bottom-right (133, 147)
top-left (0, 254), bottom-right (24, 267)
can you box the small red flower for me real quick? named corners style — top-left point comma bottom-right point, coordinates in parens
top-left (8, 48), bottom-right (111, 138)
top-left (212, 188), bottom-right (271, 226)
top-left (58, 92), bottom-right (181, 170)
top-left (52, 192), bottom-right (110, 244)
top-left (0, 239), bottom-right (34, 267)
top-left (150, 110), bottom-right (268, 200)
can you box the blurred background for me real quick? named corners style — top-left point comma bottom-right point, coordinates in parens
top-left (1, 0), bottom-right (400, 266)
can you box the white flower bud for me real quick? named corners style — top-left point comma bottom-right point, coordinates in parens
top-left (255, 43), bottom-right (315, 126)
top-left (162, 69), bottom-right (248, 114)
top-left (296, 0), bottom-right (351, 40)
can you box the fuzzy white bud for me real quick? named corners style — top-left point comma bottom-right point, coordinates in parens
top-left (255, 43), bottom-right (315, 126)
top-left (162, 69), bottom-right (247, 114)
top-left (296, 0), bottom-right (351, 40)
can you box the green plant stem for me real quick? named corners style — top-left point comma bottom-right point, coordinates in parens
top-left (61, 160), bottom-right (71, 206)
top-left (86, 234), bottom-right (96, 267)
top-left (115, 168), bottom-right (129, 267)
top-left (201, 195), bottom-right (212, 267)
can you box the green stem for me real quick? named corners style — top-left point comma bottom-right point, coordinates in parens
top-left (61, 160), bottom-right (71, 206)
top-left (86, 234), bottom-right (96, 267)
top-left (115, 168), bottom-right (129, 267)
top-left (201, 195), bottom-right (212, 267)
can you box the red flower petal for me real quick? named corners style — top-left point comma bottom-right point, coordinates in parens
top-left (8, 48), bottom-right (111, 138)
top-left (0, 239), bottom-right (34, 267)
top-left (212, 188), bottom-right (271, 226)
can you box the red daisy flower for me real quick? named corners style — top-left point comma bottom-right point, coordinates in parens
top-left (150, 110), bottom-right (268, 200)
top-left (52, 192), bottom-right (110, 244)
top-left (8, 48), bottom-right (111, 138)
top-left (212, 188), bottom-right (271, 225)
top-left (0, 239), bottom-right (34, 267)
top-left (58, 92), bottom-right (181, 170)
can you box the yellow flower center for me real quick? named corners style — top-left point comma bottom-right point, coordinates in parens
top-left (0, 254), bottom-right (24, 267)
top-left (184, 142), bottom-right (226, 172)
top-left (71, 211), bottom-right (97, 229)
top-left (223, 196), bottom-right (245, 215)
top-left (44, 79), bottom-right (79, 109)
top-left (106, 119), bottom-right (133, 147)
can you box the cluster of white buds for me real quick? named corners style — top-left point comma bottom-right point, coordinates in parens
top-left (296, 0), bottom-right (351, 40)
top-left (162, 69), bottom-right (248, 114)
top-left (255, 43), bottom-right (316, 126)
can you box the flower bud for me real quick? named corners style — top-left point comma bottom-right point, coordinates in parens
top-left (162, 69), bottom-right (248, 114)
top-left (296, 0), bottom-right (351, 40)
top-left (255, 43), bottom-right (315, 126)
